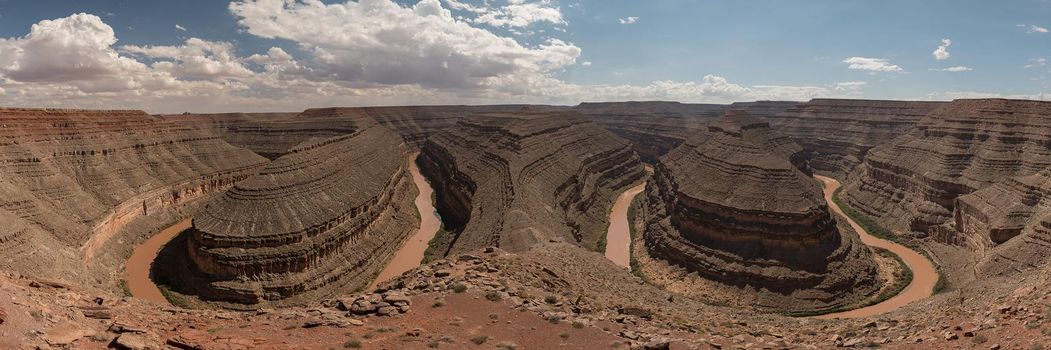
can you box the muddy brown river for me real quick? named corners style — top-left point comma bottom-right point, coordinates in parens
top-left (369, 153), bottom-right (441, 289)
top-left (605, 166), bottom-right (652, 269)
top-left (604, 182), bottom-right (646, 269)
top-left (125, 218), bottom-right (191, 305)
top-left (814, 175), bottom-right (938, 319)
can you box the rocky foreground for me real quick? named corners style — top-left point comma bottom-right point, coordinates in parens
top-left (2, 243), bottom-right (1049, 349)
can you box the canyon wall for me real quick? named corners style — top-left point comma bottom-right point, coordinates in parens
top-left (574, 101), bottom-right (732, 162)
top-left (841, 99), bottom-right (1051, 236)
top-left (642, 111), bottom-right (880, 312)
top-left (0, 108), bottom-right (268, 283)
top-left (418, 112), bottom-right (645, 257)
top-left (762, 99), bottom-right (946, 178)
top-left (182, 122), bottom-right (416, 307)
top-left (169, 105), bottom-right (559, 159)
top-left (947, 168), bottom-right (1051, 275)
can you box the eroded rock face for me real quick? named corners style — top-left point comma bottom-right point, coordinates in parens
top-left (763, 99), bottom-right (946, 177)
top-left (643, 111), bottom-right (879, 311)
top-left (0, 108), bottom-right (268, 283)
top-left (842, 99), bottom-right (1051, 235)
top-left (574, 102), bottom-right (731, 163)
top-left (171, 106), bottom-right (560, 159)
top-left (947, 168), bottom-right (1051, 275)
top-left (183, 122), bottom-right (416, 307)
top-left (418, 112), bottom-right (645, 256)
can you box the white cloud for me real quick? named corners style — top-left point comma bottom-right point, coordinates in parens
top-left (581, 61), bottom-right (592, 66)
top-left (619, 16), bottom-right (639, 25)
top-left (229, 0), bottom-right (579, 90)
top-left (122, 38), bottom-right (255, 79)
top-left (1026, 24), bottom-right (1049, 33)
top-left (932, 38), bottom-right (951, 60)
top-left (842, 57), bottom-right (902, 72)
top-left (442, 0), bottom-right (564, 28)
top-left (473, 1), bottom-right (565, 28)
top-left (175, 24), bottom-right (187, 32)
top-left (834, 81), bottom-right (867, 91)
top-left (931, 65), bottom-right (973, 72)
top-left (0, 13), bottom-right (147, 84)
top-left (1025, 57), bottom-right (1047, 68)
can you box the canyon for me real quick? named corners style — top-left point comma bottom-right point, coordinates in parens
top-left (416, 111), bottom-right (646, 257)
top-left (639, 111), bottom-right (882, 313)
top-left (1, 98), bottom-right (1050, 349)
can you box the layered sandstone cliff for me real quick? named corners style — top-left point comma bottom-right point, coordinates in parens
top-left (947, 168), bottom-right (1051, 275)
top-left (762, 99), bottom-right (946, 177)
top-left (418, 112), bottom-right (645, 256)
top-left (179, 122), bottom-right (416, 307)
top-left (841, 99), bottom-right (1051, 235)
top-left (170, 105), bottom-right (554, 159)
top-left (642, 111), bottom-right (880, 312)
top-left (0, 108), bottom-right (268, 284)
top-left (574, 102), bottom-right (730, 162)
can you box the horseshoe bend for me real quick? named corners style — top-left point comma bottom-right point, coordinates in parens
top-left (3, 3), bottom-right (1051, 348)
top-left (3, 99), bottom-right (1051, 348)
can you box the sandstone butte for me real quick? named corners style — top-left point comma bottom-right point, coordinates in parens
top-left (1, 99), bottom-right (1051, 349)
top-left (417, 111), bottom-right (646, 257)
top-left (170, 121), bottom-right (417, 308)
top-left (641, 110), bottom-right (881, 313)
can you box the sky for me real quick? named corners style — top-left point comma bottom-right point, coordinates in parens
top-left (0, 0), bottom-right (1049, 113)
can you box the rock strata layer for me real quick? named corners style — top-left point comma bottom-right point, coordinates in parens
top-left (642, 111), bottom-right (880, 312)
top-left (0, 108), bottom-right (267, 283)
top-left (763, 99), bottom-right (946, 177)
top-left (842, 99), bottom-right (1051, 236)
top-left (949, 168), bottom-right (1051, 275)
top-left (182, 122), bottom-right (416, 307)
top-left (170, 105), bottom-right (557, 159)
top-left (574, 101), bottom-right (732, 162)
top-left (418, 112), bottom-right (645, 256)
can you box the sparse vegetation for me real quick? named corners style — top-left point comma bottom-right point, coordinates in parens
top-left (422, 227), bottom-right (454, 264)
top-left (546, 315), bottom-right (561, 324)
top-left (572, 321), bottom-right (585, 329)
top-left (452, 283), bottom-right (468, 293)
top-left (831, 187), bottom-right (895, 241)
top-left (470, 335), bottom-right (489, 345)
top-left (544, 295), bottom-right (558, 304)
top-left (118, 279), bottom-right (132, 297)
top-left (873, 248), bottom-right (913, 302)
top-left (432, 300), bottom-right (446, 308)
top-left (485, 290), bottom-right (503, 301)
top-left (783, 247), bottom-right (913, 318)
top-left (343, 339), bottom-right (362, 348)
top-left (496, 341), bottom-right (519, 350)
top-left (972, 334), bottom-right (988, 344)
top-left (421, 187), bottom-right (455, 264)
top-left (626, 197), bottom-right (653, 284)
top-left (158, 285), bottom-right (192, 308)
